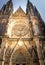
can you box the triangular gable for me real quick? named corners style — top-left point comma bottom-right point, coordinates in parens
top-left (13, 6), bottom-right (27, 17)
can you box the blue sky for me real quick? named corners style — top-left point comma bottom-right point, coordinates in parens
top-left (0, 0), bottom-right (45, 22)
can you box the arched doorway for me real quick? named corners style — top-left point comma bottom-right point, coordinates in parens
top-left (14, 52), bottom-right (26, 65)
top-left (11, 47), bottom-right (32, 65)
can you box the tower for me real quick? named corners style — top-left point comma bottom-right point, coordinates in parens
top-left (0, 0), bottom-right (13, 35)
top-left (26, 0), bottom-right (45, 65)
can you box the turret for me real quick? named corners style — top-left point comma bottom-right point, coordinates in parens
top-left (26, 0), bottom-right (35, 17)
top-left (0, 0), bottom-right (13, 15)
top-left (4, 0), bottom-right (13, 15)
top-left (26, 0), bottom-right (41, 18)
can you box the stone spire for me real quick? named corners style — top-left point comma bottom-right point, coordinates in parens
top-left (26, 0), bottom-right (35, 17)
top-left (26, 0), bottom-right (40, 17)
top-left (0, 0), bottom-right (13, 15)
top-left (4, 0), bottom-right (13, 15)
top-left (1, 4), bottom-right (6, 14)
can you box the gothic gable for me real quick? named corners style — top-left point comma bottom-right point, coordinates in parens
top-left (13, 6), bottom-right (27, 18)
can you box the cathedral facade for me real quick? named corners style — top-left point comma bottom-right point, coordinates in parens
top-left (0, 0), bottom-right (45, 65)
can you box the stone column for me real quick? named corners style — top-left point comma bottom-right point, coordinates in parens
top-left (9, 60), bottom-right (12, 65)
top-left (34, 37), bottom-right (44, 65)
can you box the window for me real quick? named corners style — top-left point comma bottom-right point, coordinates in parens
top-left (16, 64), bottom-right (19, 65)
top-left (16, 64), bottom-right (26, 65)
top-left (22, 64), bottom-right (26, 65)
